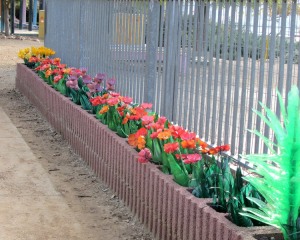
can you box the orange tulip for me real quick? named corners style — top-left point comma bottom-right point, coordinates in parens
top-left (181, 140), bottom-right (196, 149)
top-left (137, 136), bottom-right (146, 150)
top-left (128, 134), bottom-right (137, 147)
top-left (157, 129), bottom-right (171, 141)
top-left (99, 105), bottom-right (109, 114)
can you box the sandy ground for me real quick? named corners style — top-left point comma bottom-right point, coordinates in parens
top-left (0, 35), bottom-right (153, 240)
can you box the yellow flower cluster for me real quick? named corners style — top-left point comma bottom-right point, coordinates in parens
top-left (18, 46), bottom-right (56, 60)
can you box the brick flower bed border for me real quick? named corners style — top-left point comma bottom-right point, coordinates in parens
top-left (16, 63), bottom-right (282, 240)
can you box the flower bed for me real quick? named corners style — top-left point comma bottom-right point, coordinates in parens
top-left (16, 63), bottom-right (283, 240)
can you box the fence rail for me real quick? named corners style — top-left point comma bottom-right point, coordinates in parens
top-left (45, 0), bottom-right (300, 163)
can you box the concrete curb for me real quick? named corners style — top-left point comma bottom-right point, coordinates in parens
top-left (16, 63), bottom-right (283, 240)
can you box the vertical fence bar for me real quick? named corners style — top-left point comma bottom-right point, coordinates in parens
top-left (111, 0), bottom-right (117, 85)
top-left (263, 1), bottom-right (278, 154)
top-left (210, 1), bottom-right (222, 145)
top-left (114, 0), bottom-right (121, 88)
top-left (217, 0), bottom-right (230, 146)
top-left (131, 1), bottom-right (137, 101)
top-left (205, 1), bottom-right (217, 143)
top-left (131, 0), bottom-right (137, 102)
top-left (254, 0), bottom-right (268, 154)
top-left (136, 0), bottom-right (143, 104)
top-left (107, 0), bottom-right (113, 76)
top-left (138, 0), bottom-right (145, 103)
top-left (177, 1), bottom-right (188, 126)
top-left (100, 0), bottom-right (106, 75)
top-left (141, 1), bottom-right (147, 102)
top-left (122, 1), bottom-right (129, 96)
top-left (196, 0), bottom-right (206, 136)
top-left (246, 0), bottom-right (259, 154)
top-left (162, 0), bottom-right (178, 121)
top-left (238, 0), bottom-right (251, 154)
top-left (145, 0), bottom-right (159, 105)
top-left (183, 1), bottom-right (194, 130)
top-left (115, 1), bottom-right (122, 93)
top-left (285, 0), bottom-right (296, 98)
top-left (199, 0), bottom-right (210, 139)
top-left (121, 1), bottom-right (127, 95)
top-left (161, 0), bottom-right (170, 117)
top-left (194, 0), bottom-right (203, 134)
top-left (155, 1), bottom-right (165, 114)
top-left (172, 0), bottom-right (182, 123)
top-left (276, 1), bottom-right (287, 114)
top-left (230, 1), bottom-right (243, 155)
top-left (188, 0), bottom-right (199, 132)
top-left (79, 0), bottom-right (84, 68)
top-left (224, 1), bottom-right (236, 147)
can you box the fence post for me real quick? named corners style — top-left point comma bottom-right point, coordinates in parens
top-left (145, 0), bottom-right (159, 105)
top-left (162, 0), bottom-right (179, 120)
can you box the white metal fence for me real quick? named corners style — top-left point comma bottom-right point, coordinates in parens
top-left (45, 0), bottom-right (300, 161)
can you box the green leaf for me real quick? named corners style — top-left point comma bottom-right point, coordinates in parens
top-left (168, 154), bottom-right (189, 187)
top-left (56, 79), bottom-right (67, 96)
top-left (116, 125), bottom-right (128, 138)
top-left (239, 211), bottom-right (280, 229)
top-left (79, 94), bottom-right (92, 110)
top-left (151, 138), bottom-right (162, 164)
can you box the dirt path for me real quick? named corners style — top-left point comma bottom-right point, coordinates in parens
top-left (0, 36), bottom-right (153, 240)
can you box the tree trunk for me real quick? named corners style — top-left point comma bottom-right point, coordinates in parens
top-left (4, 3), bottom-right (9, 36)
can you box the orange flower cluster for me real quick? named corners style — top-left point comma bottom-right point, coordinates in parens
top-left (99, 105), bottom-right (109, 114)
top-left (128, 128), bottom-right (148, 150)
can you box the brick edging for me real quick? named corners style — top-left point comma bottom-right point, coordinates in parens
top-left (15, 63), bottom-right (282, 240)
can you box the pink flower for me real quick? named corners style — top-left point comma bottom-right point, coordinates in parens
top-left (54, 75), bottom-right (63, 83)
top-left (183, 154), bottom-right (202, 164)
top-left (141, 103), bottom-right (152, 109)
top-left (157, 116), bottom-right (167, 125)
top-left (150, 129), bottom-right (162, 139)
top-left (80, 67), bottom-right (88, 75)
top-left (106, 78), bottom-right (116, 91)
top-left (87, 82), bottom-right (96, 93)
top-left (107, 97), bottom-right (119, 106)
top-left (138, 148), bottom-right (152, 163)
top-left (180, 132), bottom-right (196, 141)
top-left (110, 92), bottom-right (120, 97)
top-left (164, 142), bottom-right (179, 154)
top-left (121, 96), bottom-right (133, 104)
top-left (94, 73), bottom-right (106, 84)
top-left (82, 74), bottom-right (92, 84)
top-left (141, 115), bottom-right (155, 126)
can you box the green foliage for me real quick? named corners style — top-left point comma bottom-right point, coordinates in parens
top-left (55, 78), bottom-right (67, 96)
top-left (191, 154), bottom-right (265, 227)
top-left (240, 86), bottom-right (300, 240)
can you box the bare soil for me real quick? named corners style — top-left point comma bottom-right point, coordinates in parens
top-left (0, 35), bottom-right (153, 240)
